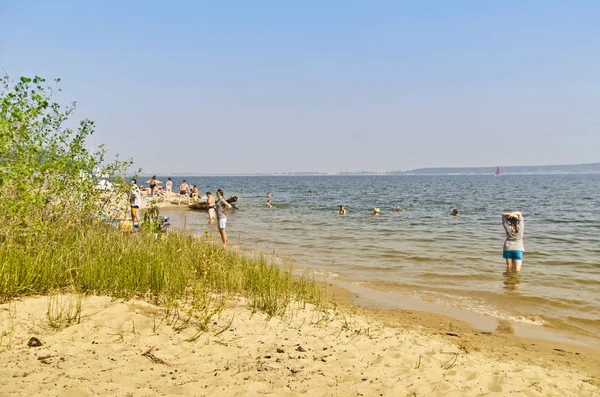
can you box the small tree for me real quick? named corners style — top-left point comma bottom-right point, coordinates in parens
top-left (0, 75), bottom-right (134, 243)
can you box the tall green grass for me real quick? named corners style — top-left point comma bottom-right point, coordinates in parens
top-left (0, 222), bottom-right (324, 322)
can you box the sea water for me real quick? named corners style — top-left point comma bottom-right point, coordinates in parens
top-left (158, 174), bottom-right (600, 338)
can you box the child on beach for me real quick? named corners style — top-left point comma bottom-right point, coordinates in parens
top-left (206, 192), bottom-right (216, 224)
top-left (502, 211), bottom-right (525, 272)
top-left (165, 178), bottom-right (173, 197)
top-left (129, 179), bottom-right (140, 228)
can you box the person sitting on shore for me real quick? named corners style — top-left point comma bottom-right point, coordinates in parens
top-left (266, 199), bottom-right (273, 208)
top-left (338, 205), bottom-right (346, 215)
top-left (372, 208), bottom-right (380, 216)
top-left (178, 180), bottom-right (190, 205)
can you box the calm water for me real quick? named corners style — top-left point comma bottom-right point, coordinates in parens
top-left (158, 175), bottom-right (600, 337)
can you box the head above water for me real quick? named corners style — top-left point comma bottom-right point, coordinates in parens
top-left (452, 209), bottom-right (459, 216)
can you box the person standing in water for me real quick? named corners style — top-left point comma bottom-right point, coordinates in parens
top-left (337, 205), bottom-right (346, 215)
top-left (216, 189), bottom-right (232, 247)
top-left (206, 192), bottom-right (216, 224)
top-left (178, 180), bottom-right (190, 205)
top-left (502, 211), bottom-right (524, 271)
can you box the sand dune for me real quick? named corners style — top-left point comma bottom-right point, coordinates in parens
top-left (1, 295), bottom-right (598, 396)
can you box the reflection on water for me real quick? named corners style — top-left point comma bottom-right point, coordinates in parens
top-left (503, 271), bottom-right (521, 292)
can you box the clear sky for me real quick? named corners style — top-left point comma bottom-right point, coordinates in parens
top-left (1, 1), bottom-right (599, 174)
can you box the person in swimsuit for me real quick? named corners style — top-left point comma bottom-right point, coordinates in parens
top-left (216, 189), bottom-right (232, 247)
top-left (337, 205), bottom-right (346, 215)
top-left (206, 192), bottom-right (216, 223)
top-left (165, 177), bottom-right (173, 197)
top-left (149, 175), bottom-right (157, 197)
top-left (451, 209), bottom-right (459, 216)
top-left (502, 211), bottom-right (525, 271)
top-left (372, 208), bottom-right (380, 216)
top-left (266, 199), bottom-right (273, 208)
top-left (178, 180), bottom-right (190, 205)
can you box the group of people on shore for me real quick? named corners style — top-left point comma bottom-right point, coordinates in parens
top-left (129, 179), bottom-right (234, 247)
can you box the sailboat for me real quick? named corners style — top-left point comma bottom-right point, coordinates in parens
top-left (495, 166), bottom-right (501, 176)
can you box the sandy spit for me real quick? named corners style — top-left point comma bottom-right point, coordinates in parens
top-left (1, 294), bottom-right (598, 397)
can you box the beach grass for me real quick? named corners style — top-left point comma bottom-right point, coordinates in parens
top-left (0, 222), bottom-right (324, 329)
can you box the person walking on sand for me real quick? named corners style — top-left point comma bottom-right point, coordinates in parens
top-left (178, 180), bottom-right (190, 205)
top-left (165, 177), bottom-right (173, 198)
top-left (502, 211), bottom-right (525, 272)
top-left (206, 192), bottom-right (216, 223)
top-left (216, 189), bottom-right (232, 247)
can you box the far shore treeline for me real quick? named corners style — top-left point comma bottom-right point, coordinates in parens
top-left (0, 75), bottom-right (323, 325)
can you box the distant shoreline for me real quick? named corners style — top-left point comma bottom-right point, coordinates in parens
top-left (138, 162), bottom-right (600, 177)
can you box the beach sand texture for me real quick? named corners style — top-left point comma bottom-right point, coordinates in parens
top-left (1, 295), bottom-right (598, 396)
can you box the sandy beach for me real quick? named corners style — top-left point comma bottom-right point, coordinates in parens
top-left (1, 288), bottom-right (598, 397)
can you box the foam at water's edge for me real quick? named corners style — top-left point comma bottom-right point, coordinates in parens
top-left (329, 278), bottom-right (600, 349)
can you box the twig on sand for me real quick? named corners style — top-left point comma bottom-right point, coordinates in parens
top-left (142, 346), bottom-right (170, 366)
top-left (445, 352), bottom-right (459, 370)
top-left (415, 355), bottom-right (421, 369)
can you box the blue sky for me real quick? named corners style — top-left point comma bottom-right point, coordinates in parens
top-left (1, 1), bottom-right (599, 174)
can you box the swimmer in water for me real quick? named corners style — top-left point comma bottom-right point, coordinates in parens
top-left (394, 206), bottom-right (407, 212)
top-left (337, 205), bottom-right (346, 215)
top-left (451, 209), bottom-right (459, 216)
top-left (266, 199), bottom-right (273, 208)
top-left (372, 208), bottom-right (380, 216)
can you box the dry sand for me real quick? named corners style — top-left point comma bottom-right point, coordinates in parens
top-left (1, 292), bottom-right (598, 397)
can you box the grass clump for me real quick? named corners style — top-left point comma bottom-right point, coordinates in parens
top-left (0, 221), bottom-right (324, 328)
